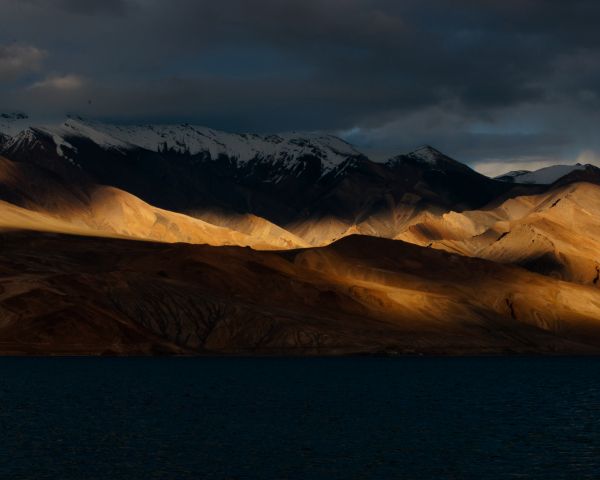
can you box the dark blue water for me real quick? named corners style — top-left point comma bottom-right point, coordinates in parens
top-left (0, 358), bottom-right (599, 479)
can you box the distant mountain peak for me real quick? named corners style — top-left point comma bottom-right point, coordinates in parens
top-left (0, 116), bottom-right (366, 181)
top-left (410, 145), bottom-right (444, 160)
top-left (386, 145), bottom-right (482, 178)
top-left (401, 145), bottom-right (457, 167)
top-left (48, 119), bottom-right (363, 174)
top-left (495, 164), bottom-right (589, 184)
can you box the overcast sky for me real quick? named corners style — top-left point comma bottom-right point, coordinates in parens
top-left (1, 0), bottom-right (599, 174)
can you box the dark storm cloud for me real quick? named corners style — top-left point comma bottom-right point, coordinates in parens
top-left (16, 0), bottom-right (132, 15)
top-left (1, 0), bottom-right (599, 171)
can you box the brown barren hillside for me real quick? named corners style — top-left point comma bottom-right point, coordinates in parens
top-left (1, 232), bottom-right (600, 355)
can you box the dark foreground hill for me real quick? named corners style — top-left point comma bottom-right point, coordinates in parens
top-left (1, 231), bottom-right (600, 355)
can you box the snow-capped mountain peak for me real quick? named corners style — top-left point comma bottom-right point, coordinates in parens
top-left (1, 116), bottom-right (363, 176)
top-left (385, 145), bottom-right (480, 176)
top-left (495, 163), bottom-right (587, 184)
top-left (405, 145), bottom-right (446, 165)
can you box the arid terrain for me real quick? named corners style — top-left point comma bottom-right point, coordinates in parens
top-left (1, 117), bottom-right (600, 355)
top-left (2, 232), bottom-right (600, 356)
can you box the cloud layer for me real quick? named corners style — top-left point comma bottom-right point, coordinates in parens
top-left (0, 45), bottom-right (45, 80)
top-left (1, 0), bottom-right (599, 170)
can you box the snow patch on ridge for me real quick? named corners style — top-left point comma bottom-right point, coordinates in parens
top-left (407, 145), bottom-right (444, 165)
top-left (1, 116), bottom-right (363, 175)
top-left (46, 118), bottom-right (362, 174)
top-left (495, 164), bottom-right (587, 184)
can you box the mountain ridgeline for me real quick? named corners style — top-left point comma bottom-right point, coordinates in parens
top-left (2, 114), bottom-right (600, 355)
top-left (0, 116), bottom-right (544, 235)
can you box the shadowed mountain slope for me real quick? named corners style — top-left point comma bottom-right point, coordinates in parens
top-left (0, 155), bottom-right (307, 249)
top-left (287, 147), bottom-right (541, 245)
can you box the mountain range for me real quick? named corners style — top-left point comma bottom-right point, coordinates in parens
top-left (1, 113), bottom-right (600, 355)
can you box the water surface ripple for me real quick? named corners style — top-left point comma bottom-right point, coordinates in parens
top-left (0, 357), bottom-right (598, 479)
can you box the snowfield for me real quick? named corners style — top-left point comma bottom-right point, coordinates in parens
top-left (1, 116), bottom-right (363, 176)
top-left (495, 164), bottom-right (587, 184)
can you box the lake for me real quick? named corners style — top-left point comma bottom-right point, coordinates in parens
top-left (0, 357), bottom-right (598, 479)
